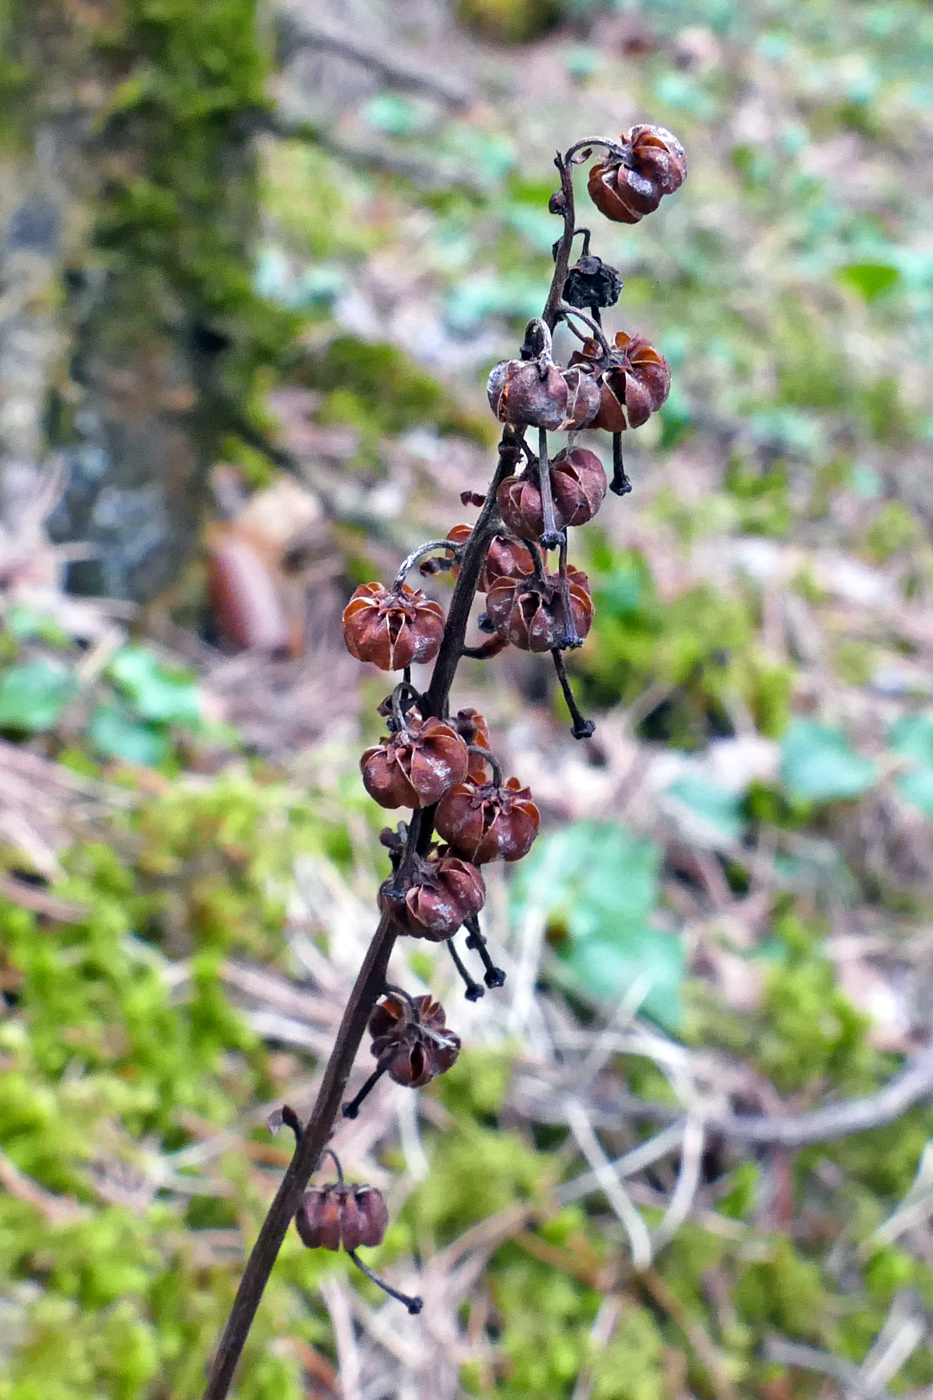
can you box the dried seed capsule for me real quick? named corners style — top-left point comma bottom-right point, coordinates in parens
top-left (343, 582), bottom-right (445, 671)
top-left (436, 771), bottom-right (540, 864)
top-left (381, 849), bottom-right (485, 941)
top-left (450, 707), bottom-right (491, 751)
top-left (497, 448), bottom-right (607, 539)
top-left (587, 125), bottom-right (686, 225)
top-left (485, 564), bottom-right (594, 652)
top-left (295, 1183), bottom-right (389, 1252)
top-left (368, 993), bottom-right (460, 1087)
top-left (570, 333), bottom-right (671, 431)
top-left (296, 1185), bottom-right (343, 1251)
top-left (361, 716), bottom-right (469, 809)
top-left (487, 359), bottom-right (600, 431)
top-left (445, 527), bottom-right (534, 592)
top-left (342, 1184), bottom-right (389, 1250)
top-left (562, 254), bottom-right (624, 311)
top-left (552, 447), bottom-right (608, 526)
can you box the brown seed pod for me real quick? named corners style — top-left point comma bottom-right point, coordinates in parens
top-left (487, 359), bottom-right (600, 431)
top-left (604, 332), bottom-right (671, 428)
top-left (485, 563), bottom-right (594, 652)
top-left (587, 125), bottom-right (686, 225)
top-left (380, 849), bottom-right (485, 941)
top-left (447, 527), bottom-right (536, 592)
top-left (570, 333), bottom-right (671, 432)
top-left (436, 768), bottom-right (540, 864)
top-left (343, 582), bottom-right (445, 671)
top-left (296, 1183), bottom-right (389, 1252)
top-left (368, 993), bottom-right (460, 1087)
top-left (450, 707), bottom-right (491, 752)
top-left (361, 716), bottom-right (469, 809)
top-left (496, 448), bottom-right (608, 539)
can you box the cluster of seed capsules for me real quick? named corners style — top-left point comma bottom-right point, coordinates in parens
top-left (291, 124), bottom-right (685, 1309)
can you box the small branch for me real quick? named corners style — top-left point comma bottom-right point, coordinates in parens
top-left (393, 540), bottom-right (459, 591)
top-left (536, 427), bottom-right (563, 550)
top-left (639, 1268), bottom-right (739, 1400)
top-left (551, 649), bottom-right (595, 739)
top-left (542, 154), bottom-right (576, 333)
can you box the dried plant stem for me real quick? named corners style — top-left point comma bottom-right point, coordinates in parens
top-left (201, 435), bottom-right (519, 1400)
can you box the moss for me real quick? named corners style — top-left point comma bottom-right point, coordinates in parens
top-left (301, 334), bottom-right (491, 442)
top-left (456, 0), bottom-right (562, 44)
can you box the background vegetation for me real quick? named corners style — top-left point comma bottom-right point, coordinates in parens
top-left (1, 0), bottom-right (933, 1396)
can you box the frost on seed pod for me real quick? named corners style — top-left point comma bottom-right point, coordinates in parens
top-left (380, 849), bottom-right (485, 941)
top-left (343, 582), bottom-right (445, 671)
top-left (485, 563), bottom-right (594, 652)
top-left (368, 993), bottom-right (460, 1087)
top-left (361, 716), bottom-right (469, 809)
top-left (587, 125), bottom-right (686, 225)
top-left (496, 448), bottom-right (607, 539)
top-left (571, 333), bottom-right (671, 432)
top-left (487, 359), bottom-right (600, 431)
top-left (295, 1183), bottom-right (389, 1252)
top-left (436, 768), bottom-right (540, 865)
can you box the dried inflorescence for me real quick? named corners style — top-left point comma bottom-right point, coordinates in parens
top-left (380, 848), bottom-right (486, 941)
top-left (436, 767), bottom-right (540, 864)
top-left (497, 447), bottom-right (607, 538)
top-left (244, 123), bottom-right (689, 1349)
top-left (587, 124), bottom-right (687, 224)
top-left (343, 582), bottom-right (445, 670)
top-left (205, 123), bottom-right (689, 1389)
top-left (296, 1182), bottom-right (388, 1252)
top-left (368, 993), bottom-right (460, 1086)
top-left (361, 715), bottom-right (469, 809)
top-left (486, 562), bottom-right (593, 652)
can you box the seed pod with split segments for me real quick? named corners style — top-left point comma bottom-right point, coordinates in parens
top-left (368, 993), bottom-right (460, 1087)
top-left (587, 125), bottom-right (686, 225)
top-left (570, 333), bottom-right (671, 432)
top-left (436, 769), bottom-right (540, 864)
top-left (497, 448), bottom-right (607, 539)
top-left (361, 716), bottom-right (469, 809)
top-left (487, 359), bottom-right (600, 431)
top-left (381, 849), bottom-right (486, 941)
top-left (295, 1183), bottom-right (389, 1252)
top-left (485, 564), bottom-right (594, 653)
top-left (343, 582), bottom-right (445, 670)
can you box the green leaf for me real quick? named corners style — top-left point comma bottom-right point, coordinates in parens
top-left (107, 646), bottom-right (201, 726)
top-left (89, 703), bottom-right (169, 767)
top-left (836, 262), bottom-right (901, 302)
top-left (5, 605), bottom-right (71, 647)
top-left (887, 713), bottom-right (933, 765)
top-left (559, 927), bottom-right (684, 1031)
top-left (780, 720), bottom-right (876, 802)
top-left (666, 774), bottom-right (744, 843)
top-left (0, 660), bottom-right (78, 731)
top-left (511, 821), bottom-right (683, 1030)
top-left (896, 766), bottom-right (933, 817)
